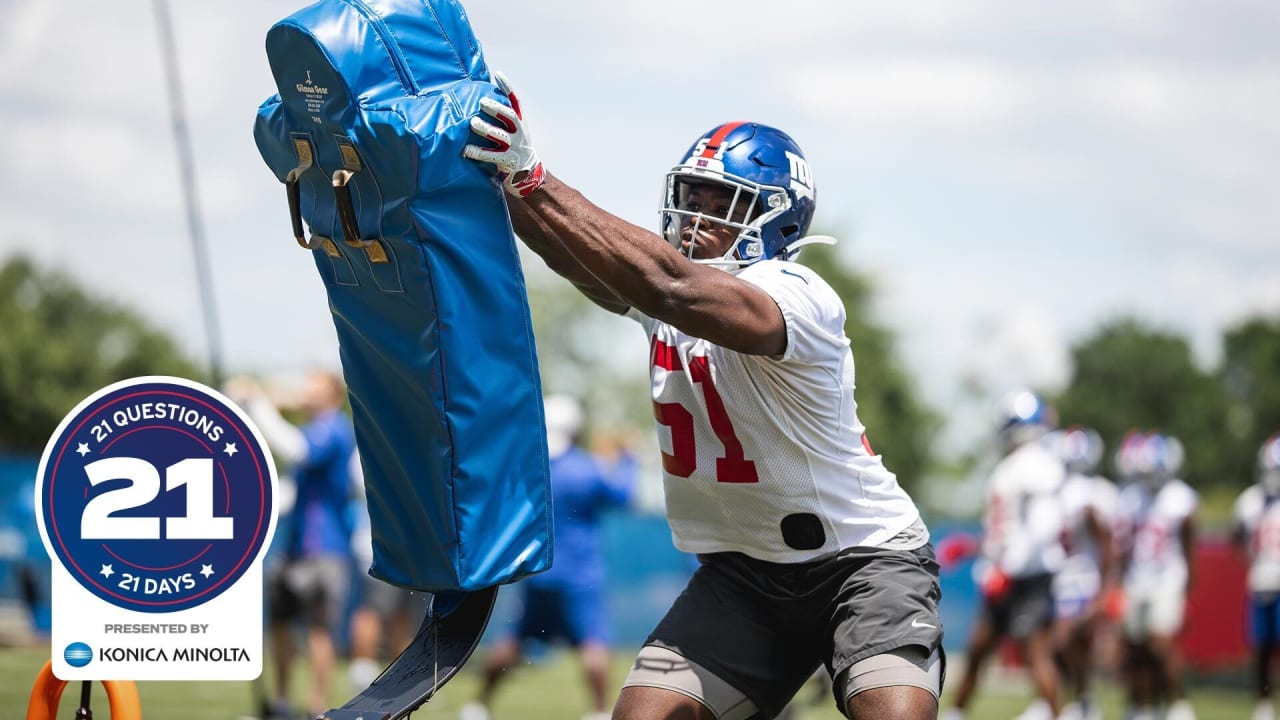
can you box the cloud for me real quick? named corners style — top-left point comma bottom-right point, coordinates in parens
top-left (2, 0), bottom-right (1278, 451)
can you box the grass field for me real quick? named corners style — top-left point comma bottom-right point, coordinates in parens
top-left (0, 645), bottom-right (1260, 719)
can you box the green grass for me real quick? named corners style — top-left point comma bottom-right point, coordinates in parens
top-left (0, 645), bottom-right (1260, 719)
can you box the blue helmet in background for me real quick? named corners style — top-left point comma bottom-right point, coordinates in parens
top-left (1259, 433), bottom-right (1280, 494)
top-left (661, 122), bottom-right (826, 268)
top-left (1057, 426), bottom-right (1105, 475)
top-left (1116, 430), bottom-right (1184, 485)
top-left (996, 390), bottom-right (1055, 451)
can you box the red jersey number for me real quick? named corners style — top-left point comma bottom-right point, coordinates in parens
top-left (651, 339), bottom-right (759, 484)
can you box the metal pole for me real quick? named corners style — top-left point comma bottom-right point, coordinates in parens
top-left (152, 0), bottom-right (226, 385)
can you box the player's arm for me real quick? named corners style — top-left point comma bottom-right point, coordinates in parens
top-left (505, 197), bottom-right (629, 315)
top-left (1230, 492), bottom-right (1251, 557)
top-left (1084, 506), bottom-right (1115, 585)
top-left (521, 175), bottom-right (785, 355)
top-left (463, 75), bottom-right (785, 356)
top-left (225, 377), bottom-right (307, 465)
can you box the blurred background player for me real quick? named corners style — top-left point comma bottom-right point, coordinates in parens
top-left (945, 390), bottom-right (1066, 720)
top-left (1232, 432), bottom-right (1280, 720)
top-left (228, 371), bottom-right (357, 720)
top-left (346, 450), bottom-right (430, 693)
top-left (1046, 427), bottom-right (1117, 720)
top-left (460, 395), bottom-right (635, 720)
top-left (1113, 431), bottom-right (1198, 720)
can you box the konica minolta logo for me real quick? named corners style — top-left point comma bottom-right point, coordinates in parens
top-left (64, 642), bottom-right (93, 668)
top-left (96, 646), bottom-right (251, 662)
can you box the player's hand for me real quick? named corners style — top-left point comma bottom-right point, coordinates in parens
top-left (935, 532), bottom-right (979, 570)
top-left (980, 566), bottom-right (1011, 601)
top-left (223, 376), bottom-right (263, 405)
top-left (463, 72), bottom-right (546, 197)
top-left (1100, 585), bottom-right (1126, 621)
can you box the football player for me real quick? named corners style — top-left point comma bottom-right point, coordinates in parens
top-left (944, 391), bottom-right (1066, 720)
top-left (461, 395), bottom-right (634, 720)
top-left (1231, 433), bottom-right (1280, 720)
top-left (1113, 431), bottom-right (1198, 720)
top-left (1047, 427), bottom-right (1117, 720)
top-left (463, 74), bottom-right (943, 720)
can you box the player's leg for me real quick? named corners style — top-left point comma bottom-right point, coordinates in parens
top-left (389, 589), bottom-right (430, 654)
top-left (846, 686), bottom-right (937, 720)
top-left (1123, 638), bottom-right (1156, 719)
top-left (473, 636), bottom-right (521, 706)
top-left (1253, 594), bottom-right (1278, 719)
top-left (842, 647), bottom-right (942, 720)
top-left (829, 538), bottom-right (945, 720)
top-left (615, 648), bottom-right (754, 720)
top-left (1120, 587), bottom-right (1159, 719)
top-left (266, 562), bottom-right (300, 715)
top-left (564, 581), bottom-right (616, 716)
top-left (1066, 612), bottom-right (1101, 720)
top-left (304, 556), bottom-right (350, 717)
top-left (619, 554), bottom-right (821, 720)
top-left (471, 583), bottom-right (571, 720)
top-left (1021, 624), bottom-right (1062, 718)
top-left (1003, 574), bottom-right (1060, 716)
top-left (946, 609), bottom-right (998, 715)
top-left (579, 641), bottom-right (612, 717)
top-left (348, 576), bottom-right (389, 691)
top-left (1147, 580), bottom-right (1192, 719)
top-left (614, 684), bottom-right (719, 720)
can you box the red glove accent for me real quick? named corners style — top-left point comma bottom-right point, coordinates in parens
top-left (981, 567), bottom-right (1011, 600)
top-left (936, 532), bottom-right (979, 569)
top-left (462, 72), bottom-right (546, 198)
top-left (1100, 586), bottom-right (1126, 621)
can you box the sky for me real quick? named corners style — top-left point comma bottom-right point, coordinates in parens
top-left (2, 0), bottom-right (1278, 451)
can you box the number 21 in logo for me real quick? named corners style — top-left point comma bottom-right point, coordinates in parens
top-left (36, 377), bottom-right (276, 614)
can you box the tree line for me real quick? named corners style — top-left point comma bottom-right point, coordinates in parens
top-left (2, 252), bottom-right (1277, 496)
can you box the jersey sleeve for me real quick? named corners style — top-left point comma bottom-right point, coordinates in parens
top-left (1091, 478), bottom-right (1119, 523)
top-left (1234, 485), bottom-right (1263, 533)
top-left (1170, 481), bottom-right (1199, 521)
top-left (737, 260), bottom-right (846, 365)
top-left (624, 307), bottom-right (657, 335)
top-left (299, 415), bottom-right (347, 473)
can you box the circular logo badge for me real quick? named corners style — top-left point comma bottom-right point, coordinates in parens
top-left (64, 642), bottom-right (93, 668)
top-left (37, 377), bottom-right (276, 613)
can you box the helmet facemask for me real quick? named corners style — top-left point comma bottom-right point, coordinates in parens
top-left (660, 169), bottom-right (791, 270)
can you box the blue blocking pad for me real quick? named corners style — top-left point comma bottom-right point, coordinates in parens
top-left (254, 0), bottom-right (550, 592)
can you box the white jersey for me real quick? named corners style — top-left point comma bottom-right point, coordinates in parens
top-left (1054, 472), bottom-right (1117, 600)
top-left (982, 441), bottom-right (1067, 578)
top-left (1060, 472), bottom-right (1116, 566)
top-left (625, 259), bottom-right (920, 563)
top-left (1232, 484), bottom-right (1280, 593)
top-left (1115, 478), bottom-right (1197, 588)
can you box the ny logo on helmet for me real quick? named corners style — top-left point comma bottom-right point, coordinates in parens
top-left (786, 151), bottom-right (814, 202)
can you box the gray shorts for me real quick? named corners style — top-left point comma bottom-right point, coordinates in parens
top-left (624, 541), bottom-right (945, 719)
top-left (985, 572), bottom-right (1054, 640)
top-left (268, 555), bottom-right (350, 628)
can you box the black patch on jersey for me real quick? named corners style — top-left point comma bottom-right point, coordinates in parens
top-left (781, 513), bottom-right (826, 550)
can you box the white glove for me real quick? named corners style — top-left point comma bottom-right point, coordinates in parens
top-left (463, 72), bottom-right (546, 197)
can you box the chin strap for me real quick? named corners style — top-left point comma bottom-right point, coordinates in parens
top-left (783, 234), bottom-right (838, 260)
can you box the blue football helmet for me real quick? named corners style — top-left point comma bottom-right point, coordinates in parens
top-left (996, 390), bottom-right (1055, 450)
top-left (661, 122), bottom-right (827, 268)
top-left (1259, 433), bottom-right (1280, 494)
top-left (1118, 430), bottom-right (1184, 485)
top-left (1058, 426), bottom-right (1105, 475)
top-left (1261, 433), bottom-right (1280, 473)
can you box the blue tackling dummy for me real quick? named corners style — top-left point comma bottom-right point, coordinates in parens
top-left (253, 1), bottom-right (550, 716)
